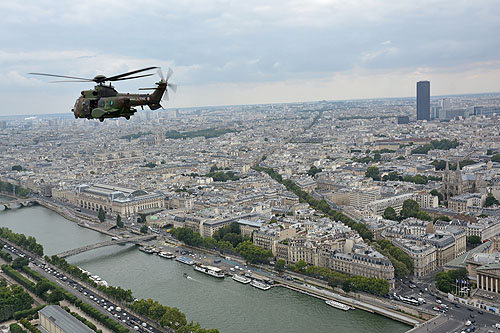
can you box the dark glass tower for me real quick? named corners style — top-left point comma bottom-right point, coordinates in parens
top-left (416, 81), bottom-right (430, 121)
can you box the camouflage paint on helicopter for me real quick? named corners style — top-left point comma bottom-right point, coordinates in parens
top-left (30, 67), bottom-right (176, 122)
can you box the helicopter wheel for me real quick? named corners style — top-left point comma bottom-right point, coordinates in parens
top-left (125, 116), bottom-right (130, 120)
top-left (99, 117), bottom-right (104, 122)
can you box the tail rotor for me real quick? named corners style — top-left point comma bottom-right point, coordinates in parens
top-left (157, 67), bottom-right (176, 102)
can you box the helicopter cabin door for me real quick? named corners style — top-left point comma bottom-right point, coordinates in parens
top-left (89, 99), bottom-right (98, 112)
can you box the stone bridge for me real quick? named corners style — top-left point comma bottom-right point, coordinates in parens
top-left (1, 199), bottom-right (37, 209)
top-left (55, 234), bottom-right (156, 258)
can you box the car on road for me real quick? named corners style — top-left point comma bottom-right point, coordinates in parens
top-left (478, 310), bottom-right (483, 314)
top-left (455, 303), bottom-right (461, 308)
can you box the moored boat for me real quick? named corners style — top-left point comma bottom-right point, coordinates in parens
top-left (175, 256), bottom-right (194, 265)
top-left (139, 246), bottom-right (154, 254)
top-left (158, 251), bottom-right (176, 259)
top-left (232, 274), bottom-right (251, 284)
top-left (193, 264), bottom-right (225, 278)
top-left (250, 279), bottom-right (271, 290)
top-left (325, 299), bottom-right (352, 311)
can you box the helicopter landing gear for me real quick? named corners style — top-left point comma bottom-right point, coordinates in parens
top-left (99, 117), bottom-right (104, 122)
top-left (125, 116), bottom-right (130, 120)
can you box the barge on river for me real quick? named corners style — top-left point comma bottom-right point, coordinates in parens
top-left (193, 264), bottom-right (225, 278)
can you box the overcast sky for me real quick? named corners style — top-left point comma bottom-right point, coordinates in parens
top-left (1, 0), bottom-right (499, 115)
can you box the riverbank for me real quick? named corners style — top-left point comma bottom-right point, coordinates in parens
top-left (159, 240), bottom-right (431, 328)
top-left (1, 198), bottom-right (420, 331)
top-left (0, 205), bottom-right (411, 333)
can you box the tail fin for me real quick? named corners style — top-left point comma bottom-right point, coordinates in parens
top-left (150, 81), bottom-right (167, 104)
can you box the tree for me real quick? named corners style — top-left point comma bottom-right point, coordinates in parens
top-left (159, 307), bottom-right (187, 329)
top-left (293, 260), bottom-right (307, 273)
top-left (275, 259), bottom-right (286, 273)
top-left (116, 214), bottom-right (123, 228)
top-left (484, 193), bottom-right (499, 207)
top-left (140, 225), bottom-right (148, 234)
top-left (11, 257), bottom-right (29, 270)
top-left (399, 199), bottom-right (431, 221)
top-left (98, 207), bottom-right (105, 222)
top-left (491, 154), bottom-right (500, 163)
top-left (307, 166), bottom-right (322, 177)
top-left (383, 207), bottom-right (398, 221)
top-left (467, 235), bottom-right (482, 247)
top-left (11, 165), bottom-right (23, 171)
top-left (430, 189), bottom-right (444, 203)
top-left (342, 280), bottom-right (351, 293)
top-left (365, 166), bottom-right (380, 180)
top-left (47, 289), bottom-right (65, 303)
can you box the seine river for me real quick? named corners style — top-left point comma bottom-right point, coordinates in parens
top-left (0, 200), bottom-right (410, 333)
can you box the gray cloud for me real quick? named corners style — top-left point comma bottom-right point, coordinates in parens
top-left (1, 0), bottom-right (499, 114)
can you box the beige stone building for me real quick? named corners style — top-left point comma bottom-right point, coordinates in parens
top-left (74, 184), bottom-right (165, 217)
top-left (392, 238), bottom-right (437, 277)
top-left (476, 264), bottom-right (500, 294)
top-left (449, 193), bottom-right (486, 213)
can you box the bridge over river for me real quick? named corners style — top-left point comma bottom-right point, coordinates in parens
top-left (1, 198), bottom-right (38, 209)
top-left (56, 234), bottom-right (156, 258)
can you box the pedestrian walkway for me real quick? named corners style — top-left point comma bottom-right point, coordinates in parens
top-left (406, 315), bottom-right (452, 333)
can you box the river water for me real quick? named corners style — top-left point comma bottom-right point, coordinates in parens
top-left (0, 201), bottom-right (410, 333)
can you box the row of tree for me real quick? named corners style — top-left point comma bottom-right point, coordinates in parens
top-left (411, 139), bottom-right (460, 155)
top-left (170, 227), bottom-right (272, 264)
top-left (0, 227), bottom-right (43, 256)
top-left (131, 298), bottom-right (219, 332)
top-left (432, 159), bottom-right (476, 171)
top-left (372, 240), bottom-right (414, 278)
top-left (0, 279), bottom-right (33, 322)
top-left (253, 165), bottom-right (373, 241)
top-left (12, 263), bottom-right (128, 332)
top-left (46, 255), bottom-right (134, 303)
top-left (287, 260), bottom-right (390, 296)
top-left (365, 167), bottom-right (440, 185)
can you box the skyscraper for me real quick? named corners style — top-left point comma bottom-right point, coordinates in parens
top-left (416, 81), bottom-right (430, 121)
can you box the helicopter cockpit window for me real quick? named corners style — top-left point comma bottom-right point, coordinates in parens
top-left (110, 100), bottom-right (114, 106)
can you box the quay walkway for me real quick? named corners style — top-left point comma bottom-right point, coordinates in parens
top-left (278, 281), bottom-right (421, 327)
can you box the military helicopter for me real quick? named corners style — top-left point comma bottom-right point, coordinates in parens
top-left (29, 67), bottom-right (176, 121)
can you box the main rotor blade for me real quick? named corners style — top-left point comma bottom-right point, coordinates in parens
top-left (50, 80), bottom-right (94, 83)
top-left (113, 73), bottom-right (155, 81)
top-left (157, 68), bottom-right (164, 81)
top-left (138, 88), bottom-right (156, 90)
top-left (104, 66), bottom-right (158, 82)
top-left (163, 89), bottom-right (169, 101)
top-left (168, 83), bottom-right (177, 93)
top-left (166, 67), bottom-right (173, 81)
top-left (28, 72), bottom-right (93, 81)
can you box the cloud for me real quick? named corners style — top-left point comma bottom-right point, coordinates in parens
top-left (361, 47), bottom-right (398, 63)
top-left (1, 0), bottom-right (500, 115)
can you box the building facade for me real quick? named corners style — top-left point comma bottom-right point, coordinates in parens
top-left (74, 184), bottom-right (165, 217)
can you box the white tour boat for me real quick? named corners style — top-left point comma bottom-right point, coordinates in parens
top-left (158, 251), bottom-right (176, 259)
top-left (175, 256), bottom-right (194, 265)
top-left (250, 279), bottom-right (272, 290)
top-left (232, 274), bottom-right (251, 284)
top-left (193, 264), bottom-right (225, 278)
top-left (325, 299), bottom-right (352, 311)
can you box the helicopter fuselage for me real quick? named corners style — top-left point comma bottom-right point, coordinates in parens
top-left (72, 82), bottom-right (166, 121)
